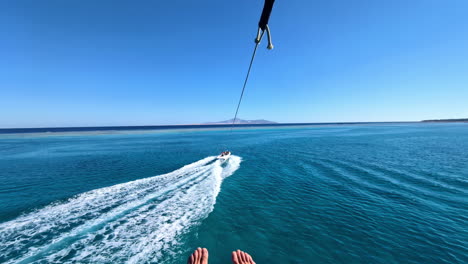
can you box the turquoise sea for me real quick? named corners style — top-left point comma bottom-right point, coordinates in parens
top-left (0, 124), bottom-right (467, 263)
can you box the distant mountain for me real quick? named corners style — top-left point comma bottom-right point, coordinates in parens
top-left (422, 118), bottom-right (468, 123)
top-left (204, 118), bottom-right (277, 125)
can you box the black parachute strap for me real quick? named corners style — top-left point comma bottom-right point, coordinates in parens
top-left (256, 0), bottom-right (275, 49)
top-left (258, 0), bottom-right (275, 30)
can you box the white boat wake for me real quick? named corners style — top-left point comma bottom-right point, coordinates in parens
top-left (0, 156), bottom-right (241, 263)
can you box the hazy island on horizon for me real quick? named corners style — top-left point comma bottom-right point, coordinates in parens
top-left (203, 118), bottom-right (277, 125)
top-left (421, 118), bottom-right (468, 123)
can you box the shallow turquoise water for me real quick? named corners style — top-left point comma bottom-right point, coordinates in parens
top-left (0, 124), bottom-right (467, 263)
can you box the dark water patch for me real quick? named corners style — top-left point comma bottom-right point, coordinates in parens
top-left (319, 158), bottom-right (452, 209)
top-left (329, 158), bottom-right (466, 209)
top-left (346, 157), bottom-right (468, 197)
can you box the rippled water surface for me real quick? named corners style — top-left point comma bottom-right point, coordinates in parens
top-left (0, 124), bottom-right (467, 263)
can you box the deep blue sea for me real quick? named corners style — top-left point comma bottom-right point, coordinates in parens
top-left (0, 124), bottom-right (467, 263)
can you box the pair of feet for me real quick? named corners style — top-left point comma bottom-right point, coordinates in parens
top-left (188, 248), bottom-right (255, 264)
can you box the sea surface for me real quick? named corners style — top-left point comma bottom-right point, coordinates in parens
top-left (0, 124), bottom-right (466, 263)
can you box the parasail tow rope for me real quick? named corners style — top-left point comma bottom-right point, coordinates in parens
top-left (230, 0), bottom-right (275, 134)
top-left (230, 38), bottom-right (261, 132)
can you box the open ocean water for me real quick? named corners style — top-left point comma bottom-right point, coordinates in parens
top-left (0, 123), bottom-right (466, 263)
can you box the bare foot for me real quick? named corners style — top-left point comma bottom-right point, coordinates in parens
top-left (187, 247), bottom-right (208, 264)
top-left (232, 250), bottom-right (256, 264)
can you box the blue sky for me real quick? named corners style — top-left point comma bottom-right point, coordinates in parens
top-left (1, 0), bottom-right (468, 128)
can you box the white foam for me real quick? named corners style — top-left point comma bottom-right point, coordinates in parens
top-left (0, 156), bottom-right (241, 263)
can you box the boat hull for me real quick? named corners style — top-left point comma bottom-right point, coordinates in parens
top-left (217, 153), bottom-right (231, 160)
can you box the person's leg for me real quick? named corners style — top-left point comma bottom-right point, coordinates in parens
top-left (187, 247), bottom-right (208, 264)
top-left (231, 249), bottom-right (256, 264)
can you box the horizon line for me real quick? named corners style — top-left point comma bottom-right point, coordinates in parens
top-left (0, 121), bottom-right (426, 132)
top-left (1, 119), bottom-right (467, 132)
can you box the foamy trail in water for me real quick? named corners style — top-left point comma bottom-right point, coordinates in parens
top-left (0, 156), bottom-right (241, 263)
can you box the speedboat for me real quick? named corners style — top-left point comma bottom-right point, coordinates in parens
top-left (217, 151), bottom-right (231, 161)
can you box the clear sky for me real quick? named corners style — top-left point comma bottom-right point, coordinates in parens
top-left (1, 0), bottom-right (468, 128)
